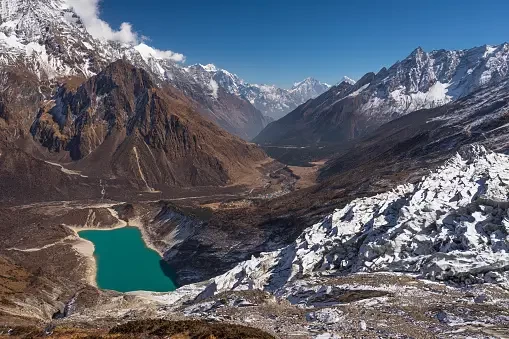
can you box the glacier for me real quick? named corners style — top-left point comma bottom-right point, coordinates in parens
top-left (156, 145), bottom-right (509, 306)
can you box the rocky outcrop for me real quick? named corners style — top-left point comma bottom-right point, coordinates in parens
top-left (0, 67), bottom-right (49, 143)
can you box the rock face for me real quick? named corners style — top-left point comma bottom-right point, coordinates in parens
top-left (0, 66), bottom-right (48, 142)
top-left (0, 0), bottom-right (268, 140)
top-left (30, 60), bottom-right (267, 189)
top-left (190, 64), bottom-right (331, 120)
top-left (191, 145), bottom-right (509, 294)
top-left (254, 43), bottom-right (509, 146)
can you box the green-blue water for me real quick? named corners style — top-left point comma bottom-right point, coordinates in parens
top-left (78, 227), bottom-right (177, 292)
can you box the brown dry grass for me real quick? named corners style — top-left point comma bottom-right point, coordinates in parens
top-left (57, 76), bottom-right (87, 92)
top-left (0, 257), bottom-right (29, 296)
top-left (0, 320), bottom-right (275, 339)
top-left (288, 162), bottom-right (323, 190)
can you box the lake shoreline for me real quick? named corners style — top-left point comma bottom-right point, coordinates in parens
top-left (71, 237), bottom-right (98, 287)
top-left (76, 227), bottom-right (176, 292)
top-left (68, 219), bottom-right (163, 257)
top-left (68, 216), bottom-right (165, 290)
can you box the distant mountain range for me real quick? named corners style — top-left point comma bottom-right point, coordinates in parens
top-left (255, 43), bottom-right (509, 146)
top-left (0, 0), bottom-right (331, 139)
top-left (189, 63), bottom-right (331, 119)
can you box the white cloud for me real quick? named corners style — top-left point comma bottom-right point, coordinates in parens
top-left (66, 0), bottom-right (137, 43)
top-left (209, 78), bottom-right (219, 98)
top-left (134, 43), bottom-right (185, 63)
top-left (65, 0), bottom-right (185, 63)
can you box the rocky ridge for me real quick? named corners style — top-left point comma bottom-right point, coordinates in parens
top-left (30, 60), bottom-right (267, 189)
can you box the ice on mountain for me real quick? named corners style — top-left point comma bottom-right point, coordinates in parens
top-left (347, 83), bottom-right (369, 97)
top-left (201, 63), bottom-right (218, 72)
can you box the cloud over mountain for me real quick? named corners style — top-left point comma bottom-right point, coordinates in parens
top-left (66, 0), bottom-right (184, 62)
top-left (66, 0), bottom-right (137, 43)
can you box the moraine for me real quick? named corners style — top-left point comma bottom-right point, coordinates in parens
top-left (78, 227), bottom-right (177, 293)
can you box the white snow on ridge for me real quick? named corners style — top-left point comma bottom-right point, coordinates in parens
top-left (201, 63), bottom-right (218, 72)
top-left (194, 66), bottom-right (331, 119)
top-left (322, 44), bottom-right (509, 127)
top-left (484, 45), bottom-right (497, 58)
top-left (347, 83), bottom-right (369, 97)
top-left (386, 81), bottom-right (451, 111)
top-left (341, 76), bottom-right (356, 85)
top-left (208, 78), bottom-right (219, 99)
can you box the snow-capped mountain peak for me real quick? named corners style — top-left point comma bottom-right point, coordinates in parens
top-left (291, 76), bottom-right (316, 88)
top-left (0, 0), bottom-right (332, 121)
top-left (290, 76), bottom-right (328, 90)
top-left (341, 76), bottom-right (356, 85)
top-left (288, 77), bottom-right (331, 104)
top-left (0, 0), bottom-right (273, 139)
top-left (243, 76), bottom-right (330, 119)
top-left (184, 67), bottom-right (331, 119)
top-left (200, 63), bottom-right (219, 72)
top-left (255, 42), bottom-right (509, 146)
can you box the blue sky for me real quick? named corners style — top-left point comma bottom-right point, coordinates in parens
top-left (99, 0), bottom-right (509, 88)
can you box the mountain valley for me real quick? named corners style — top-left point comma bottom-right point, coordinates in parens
top-left (0, 1), bottom-right (509, 338)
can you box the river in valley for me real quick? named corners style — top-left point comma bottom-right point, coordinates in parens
top-left (78, 227), bottom-right (177, 292)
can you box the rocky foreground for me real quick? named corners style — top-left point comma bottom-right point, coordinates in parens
top-left (35, 145), bottom-right (508, 338)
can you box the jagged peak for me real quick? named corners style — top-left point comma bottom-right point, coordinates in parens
top-left (292, 77), bottom-right (314, 88)
top-left (0, 0), bottom-right (68, 20)
top-left (411, 46), bottom-right (425, 55)
top-left (402, 46), bottom-right (427, 62)
top-left (355, 72), bottom-right (375, 87)
top-left (199, 63), bottom-right (218, 72)
top-left (89, 59), bottom-right (156, 91)
top-left (341, 76), bottom-right (356, 85)
top-left (291, 77), bottom-right (329, 90)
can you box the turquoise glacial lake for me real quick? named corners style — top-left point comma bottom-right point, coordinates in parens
top-left (78, 227), bottom-right (177, 292)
